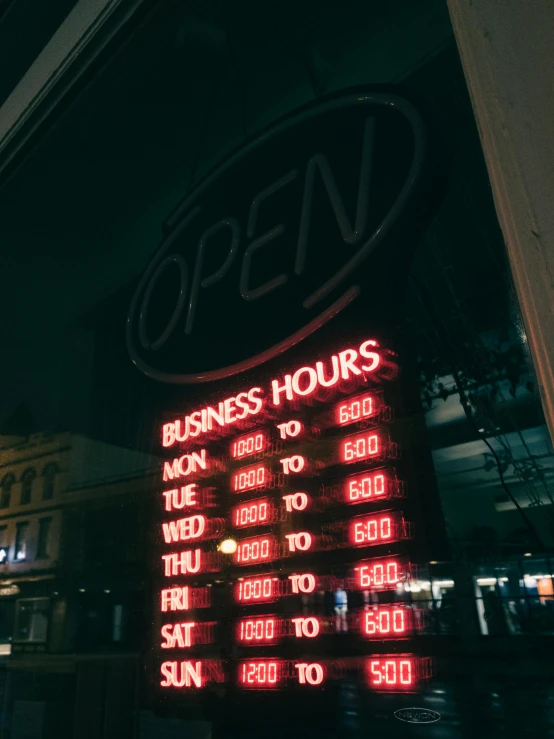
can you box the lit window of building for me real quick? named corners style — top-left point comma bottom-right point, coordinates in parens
top-left (14, 522), bottom-right (29, 562)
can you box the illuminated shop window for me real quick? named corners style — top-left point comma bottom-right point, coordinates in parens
top-left (14, 522), bottom-right (29, 561)
top-left (334, 589), bottom-right (348, 633)
top-left (0, 526), bottom-right (7, 564)
top-left (14, 598), bottom-right (49, 643)
top-left (20, 468), bottom-right (35, 505)
top-left (113, 604), bottom-right (124, 642)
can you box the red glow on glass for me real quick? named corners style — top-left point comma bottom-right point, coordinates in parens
top-left (236, 617), bottom-right (278, 643)
top-left (366, 657), bottom-right (415, 690)
top-left (231, 463), bottom-right (267, 492)
top-left (234, 576), bottom-right (278, 603)
top-left (238, 660), bottom-right (283, 688)
top-left (345, 470), bottom-right (387, 503)
top-left (231, 430), bottom-right (267, 459)
top-left (349, 512), bottom-right (400, 547)
top-left (231, 498), bottom-right (273, 529)
top-left (336, 392), bottom-right (377, 426)
top-left (234, 535), bottom-right (278, 565)
top-left (355, 559), bottom-right (403, 589)
top-left (341, 431), bottom-right (381, 463)
top-left (362, 607), bottom-right (409, 637)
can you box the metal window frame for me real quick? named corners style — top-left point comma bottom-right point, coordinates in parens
top-left (0, 0), bottom-right (154, 184)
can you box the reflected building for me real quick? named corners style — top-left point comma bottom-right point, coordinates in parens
top-left (0, 432), bottom-right (157, 738)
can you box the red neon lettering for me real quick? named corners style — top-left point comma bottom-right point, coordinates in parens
top-left (163, 450), bottom-right (207, 481)
top-left (271, 375), bottom-right (293, 405)
top-left (247, 387), bottom-right (264, 415)
top-left (231, 463), bottom-right (267, 492)
top-left (291, 617), bottom-right (319, 638)
top-left (231, 498), bottom-right (271, 529)
top-left (351, 513), bottom-right (396, 546)
top-left (162, 389), bottom-right (265, 448)
top-left (162, 515), bottom-right (206, 543)
top-left (363, 608), bottom-right (407, 637)
top-left (270, 340), bottom-right (382, 406)
top-left (160, 660), bottom-right (203, 688)
top-left (162, 549), bottom-right (202, 576)
top-left (163, 484), bottom-right (198, 511)
top-left (367, 658), bottom-right (414, 689)
top-left (291, 367), bottom-right (318, 396)
top-left (235, 576), bottom-right (276, 603)
top-left (234, 535), bottom-right (278, 565)
top-left (237, 617), bottom-right (277, 643)
top-left (286, 532), bottom-right (312, 552)
top-left (357, 560), bottom-right (400, 589)
top-left (224, 396), bottom-right (237, 424)
top-left (295, 663), bottom-right (324, 685)
top-left (276, 420), bottom-right (302, 439)
top-left (280, 455), bottom-right (306, 474)
top-left (288, 573), bottom-right (316, 593)
top-left (231, 430), bottom-right (267, 459)
top-left (341, 432), bottom-right (380, 462)
top-left (336, 392), bottom-right (376, 425)
top-left (316, 355), bottom-right (340, 387)
top-left (239, 661), bottom-right (282, 688)
top-left (338, 349), bottom-right (362, 379)
top-left (359, 340), bottom-right (381, 371)
top-left (161, 622), bottom-right (195, 648)
top-left (163, 423), bottom-right (176, 447)
top-left (282, 492), bottom-right (309, 512)
top-left (346, 471), bottom-right (386, 503)
top-left (161, 586), bottom-right (189, 612)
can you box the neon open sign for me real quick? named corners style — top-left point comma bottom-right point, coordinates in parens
top-left (127, 92), bottom-right (428, 384)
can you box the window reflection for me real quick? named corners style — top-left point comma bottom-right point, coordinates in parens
top-left (41, 463), bottom-right (57, 500)
top-left (14, 522), bottom-right (28, 562)
top-left (20, 468), bottom-right (35, 505)
top-left (0, 474), bottom-right (14, 508)
top-left (14, 598), bottom-right (49, 643)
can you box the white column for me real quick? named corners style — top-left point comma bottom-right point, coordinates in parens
top-left (448, 0), bottom-right (554, 440)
